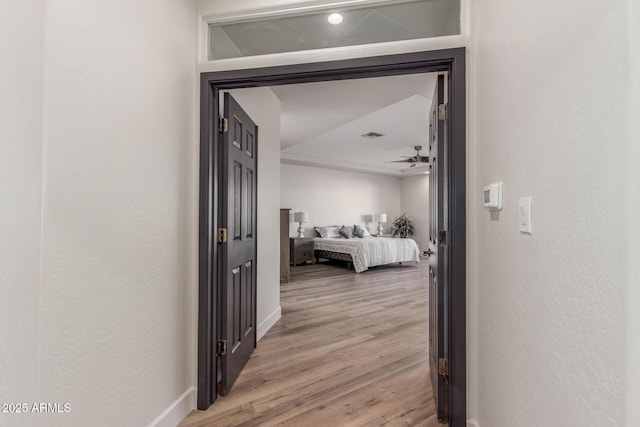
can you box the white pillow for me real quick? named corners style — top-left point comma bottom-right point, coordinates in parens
top-left (314, 225), bottom-right (342, 239)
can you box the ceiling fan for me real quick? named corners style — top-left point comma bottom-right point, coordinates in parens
top-left (385, 146), bottom-right (429, 168)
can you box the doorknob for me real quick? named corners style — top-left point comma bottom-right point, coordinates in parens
top-left (438, 230), bottom-right (447, 245)
top-left (425, 249), bottom-right (434, 256)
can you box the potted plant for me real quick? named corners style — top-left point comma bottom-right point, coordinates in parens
top-left (390, 213), bottom-right (415, 238)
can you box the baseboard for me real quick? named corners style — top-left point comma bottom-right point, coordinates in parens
top-left (467, 419), bottom-right (480, 427)
top-left (147, 386), bottom-right (196, 427)
top-left (257, 306), bottom-right (281, 341)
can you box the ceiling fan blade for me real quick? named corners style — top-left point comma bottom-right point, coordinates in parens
top-left (385, 159), bottom-right (413, 163)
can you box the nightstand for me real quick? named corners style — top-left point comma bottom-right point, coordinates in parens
top-left (290, 237), bottom-right (314, 266)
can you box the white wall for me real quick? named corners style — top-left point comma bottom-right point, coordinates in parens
top-left (281, 164), bottom-right (402, 236)
top-left (227, 88), bottom-right (283, 340)
top-left (465, 6), bottom-right (479, 422)
top-left (38, 1), bottom-right (197, 426)
top-left (400, 175), bottom-right (429, 252)
top-left (473, 1), bottom-right (628, 426)
top-left (626, 1), bottom-right (640, 425)
top-left (0, 2), bottom-right (44, 426)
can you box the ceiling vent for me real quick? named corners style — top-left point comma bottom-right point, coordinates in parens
top-left (361, 131), bottom-right (384, 139)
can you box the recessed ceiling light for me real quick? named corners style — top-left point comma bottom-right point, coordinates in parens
top-left (328, 13), bottom-right (343, 25)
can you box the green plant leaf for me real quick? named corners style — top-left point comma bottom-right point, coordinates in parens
top-left (390, 213), bottom-right (415, 238)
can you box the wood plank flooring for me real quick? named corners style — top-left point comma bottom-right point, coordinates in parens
top-left (180, 258), bottom-right (439, 427)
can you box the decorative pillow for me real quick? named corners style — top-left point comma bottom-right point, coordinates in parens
top-left (339, 225), bottom-right (354, 239)
top-left (326, 226), bottom-right (342, 239)
top-left (315, 225), bottom-right (342, 239)
top-left (356, 224), bottom-right (371, 236)
top-left (353, 225), bottom-right (370, 238)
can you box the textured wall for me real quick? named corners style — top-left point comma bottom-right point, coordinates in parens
top-left (626, 1), bottom-right (640, 424)
top-left (280, 164), bottom-right (402, 236)
top-left (227, 88), bottom-right (283, 339)
top-left (39, 1), bottom-right (197, 426)
top-left (473, 1), bottom-right (628, 426)
top-left (400, 175), bottom-right (429, 252)
top-left (0, 1), bottom-right (44, 426)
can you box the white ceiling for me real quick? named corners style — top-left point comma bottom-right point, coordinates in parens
top-left (272, 73), bottom-right (437, 176)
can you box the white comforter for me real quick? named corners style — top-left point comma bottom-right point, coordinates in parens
top-left (314, 237), bottom-right (420, 273)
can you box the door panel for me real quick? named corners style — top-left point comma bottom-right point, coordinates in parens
top-left (219, 93), bottom-right (258, 396)
top-left (429, 74), bottom-right (448, 422)
top-left (246, 169), bottom-right (254, 238)
top-left (233, 161), bottom-right (242, 240)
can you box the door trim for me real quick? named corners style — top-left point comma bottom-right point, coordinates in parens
top-left (197, 48), bottom-right (466, 426)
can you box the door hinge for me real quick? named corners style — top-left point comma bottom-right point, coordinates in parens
top-left (217, 339), bottom-right (227, 356)
top-left (438, 103), bottom-right (448, 120)
top-left (438, 358), bottom-right (449, 376)
top-left (217, 228), bottom-right (228, 243)
top-left (218, 117), bottom-right (229, 133)
top-left (438, 230), bottom-right (447, 246)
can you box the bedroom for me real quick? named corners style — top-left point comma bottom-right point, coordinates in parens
top-left (277, 74), bottom-right (434, 274)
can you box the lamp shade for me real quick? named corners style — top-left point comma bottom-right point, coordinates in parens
top-left (293, 211), bottom-right (309, 223)
top-left (374, 213), bottom-right (387, 223)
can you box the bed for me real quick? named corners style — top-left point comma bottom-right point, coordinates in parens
top-left (314, 236), bottom-right (420, 273)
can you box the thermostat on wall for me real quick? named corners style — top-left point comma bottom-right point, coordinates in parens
top-left (483, 182), bottom-right (502, 210)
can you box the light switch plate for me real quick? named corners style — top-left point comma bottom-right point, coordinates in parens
top-left (519, 197), bottom-right (532, 234)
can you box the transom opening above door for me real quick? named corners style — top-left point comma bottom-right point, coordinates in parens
top-left (207, 0), bottom-right (461, 60)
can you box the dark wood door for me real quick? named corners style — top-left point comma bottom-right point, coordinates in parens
top-left (219, 93), bottom-right (258, 395)
top-left (428, 74), bottom-right (448, 422)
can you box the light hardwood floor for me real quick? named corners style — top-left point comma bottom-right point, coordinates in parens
top-left (180, 257), bottom-right (439, 427)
